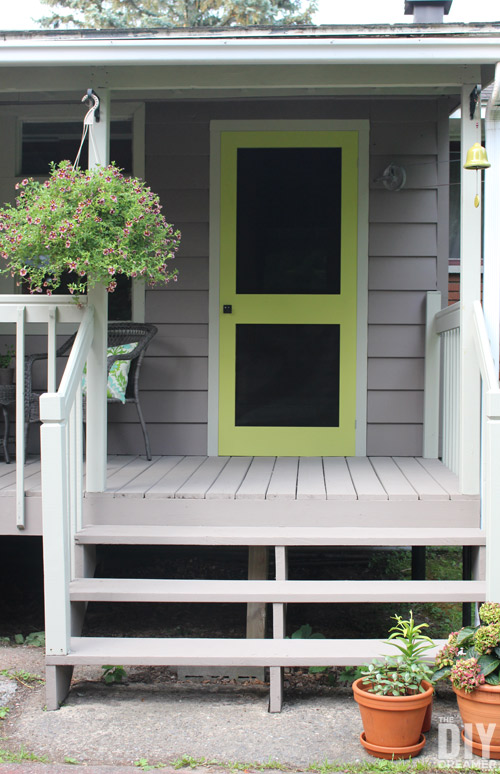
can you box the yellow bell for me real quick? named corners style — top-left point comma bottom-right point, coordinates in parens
top-left (464, 143), bottom-right (491, 170)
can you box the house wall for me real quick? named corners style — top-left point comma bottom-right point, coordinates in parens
top-left (107, 96), bottom-right (451, 457)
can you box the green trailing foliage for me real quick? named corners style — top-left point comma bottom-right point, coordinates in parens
top-left (38, 0), bottom-right (317, 29)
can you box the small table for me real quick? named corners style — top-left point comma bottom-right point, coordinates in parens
top-left (0, 384), bottom-right (15, 464)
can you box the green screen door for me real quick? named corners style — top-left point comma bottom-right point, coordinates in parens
top-left (218, 130), bottom-right (358, 456)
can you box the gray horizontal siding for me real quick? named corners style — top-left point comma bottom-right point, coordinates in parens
top-left (108, 391), bottom-right (207, 424)
top-left (367, 359), bottom-right (424, 390)
top-left (368, 257), bottom-right (437, 291)
top-left (110, 96), bottom-right (445, 456)
top-left (368, 325), bottom-right (425, 358)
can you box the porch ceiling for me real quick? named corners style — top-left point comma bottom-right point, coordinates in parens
top-left (0, 63), bottom-right (487, 99)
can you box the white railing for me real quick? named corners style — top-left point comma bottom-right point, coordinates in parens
top-left (40, 305), bottom-right (94, 656)
top-left (0, 296), bottom-right (87, 528)
top-left (436, 302), bottom-right (461, 476)
top-left (472, 300), bottom-right (500, 601)
top-left (424, 292), bottom-right (461, 475)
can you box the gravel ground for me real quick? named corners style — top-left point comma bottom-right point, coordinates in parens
top-left (0, 644), bottom-right (472, 772)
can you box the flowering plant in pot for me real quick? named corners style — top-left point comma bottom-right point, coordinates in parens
top-left (353, 611), bottom-right (435, 760)
top-left (0, 161), bottom-right (180, 296)
top-left (433, 602), bottom-right (500, 759)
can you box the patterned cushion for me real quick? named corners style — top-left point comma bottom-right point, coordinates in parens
top-left (82, 342), bottom-right (138, 404)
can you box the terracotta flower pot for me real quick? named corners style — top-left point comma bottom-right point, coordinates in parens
top-left (353, 678), bottom-right (434, 760)
top-left (454, 683), bottom-right (500, 759)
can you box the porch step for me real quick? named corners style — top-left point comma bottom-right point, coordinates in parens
top-left (69, 578), bottom-right (486, 603)
top-left (75, 525), bottom-right (486, 546)
top-left (46, 636), bottom-right (447, 668)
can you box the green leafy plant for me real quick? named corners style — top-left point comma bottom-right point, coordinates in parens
top-left (64, 757), bottom-right (81, 765)
top-left (13, 631), bottom-right (45, 647)
top-left (0, 746), bottom-right (48, 763)
top-left (0, 707), bottom-right (10, 719)
top-left (0, 161), bottom-right (180, 296)
top-left (360, 611), bottom-right (435, 696)
top-left (0, 345), bottom-right (14, 369)
top-left (101, 664), bottom-right (127, 684)
top-left (0, 669), bottom-right (44, 687)
top-left (433, 601), bottom-right (500, 691)
top-left (289, 624), bottom-right (329, 675)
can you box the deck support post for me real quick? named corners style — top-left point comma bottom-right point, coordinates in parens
top-left (86, 88), bottom-right (110, 493)
top-left (246, 546), bottom-right (268, 640)
top-left (269, 546), bottom-right (287, 713)
top-left (45, 665), bottom-right (74, 712)
top-left (459, 84), bottom-right (482, 495)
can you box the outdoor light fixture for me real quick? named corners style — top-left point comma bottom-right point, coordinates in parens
top-left (464, 143), bottom-right (490, 208)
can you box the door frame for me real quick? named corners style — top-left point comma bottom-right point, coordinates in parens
top-left (208, 119), bottom-right (369, 456)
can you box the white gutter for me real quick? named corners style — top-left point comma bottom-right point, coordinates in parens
top-left (1, 35), bottom-right (500, 66)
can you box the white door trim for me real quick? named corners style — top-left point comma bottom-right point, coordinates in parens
top-left (208, 119), bottom-right (369, 456)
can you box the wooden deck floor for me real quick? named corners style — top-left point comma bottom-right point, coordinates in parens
top-left (0, 455), bottom-right (480, 535)
top-left (0, 454), bottom-right (474, 501)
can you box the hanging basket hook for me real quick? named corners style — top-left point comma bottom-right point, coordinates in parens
top-left (81, 89), bottom-right (100, 124)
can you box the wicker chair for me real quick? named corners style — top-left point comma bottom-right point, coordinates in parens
top-left (25, 322), bottom-right (158, 460)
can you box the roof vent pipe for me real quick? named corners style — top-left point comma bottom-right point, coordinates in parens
top-left (404, 0), bottom-right (453, 23)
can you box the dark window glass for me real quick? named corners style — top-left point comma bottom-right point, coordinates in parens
top-left (236, 148), bottom-right (342, 295)
top-left (21, 120), bottom-right (133, 175)
top-left (235, 324), bottom-right (340, 427)
top-left (20, 120), bottom-right (134, 319)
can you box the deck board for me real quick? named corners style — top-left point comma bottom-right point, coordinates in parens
top-left (296, 457), bottom-right (326, 500)
top-left (236, 457), bottom-right (275, 500)
top-left (346, 457), bottom-right (387, 500)
top-left (370, 457), bottom-right (418, 501)
top-left (394, 457), bottom-right (449, 500)
top-left (145, 456), bottom-right (205, 498)
top-left (267, 457), bottom-right (299, 500)
top-left (323, 458), bottom-right (357, 500)
top-left (116, 456), bottom-right (183, 497)
top-left (176, 456), bottom-right (230, 499)
top-left (206, 457), bottom-right (252, 499)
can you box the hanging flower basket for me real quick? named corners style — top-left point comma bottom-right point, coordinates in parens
top-left (0, 161), bottom-right (180, 295)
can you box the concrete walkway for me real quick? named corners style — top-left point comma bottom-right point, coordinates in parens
top-left (0, 645), bottom-right (472, 771)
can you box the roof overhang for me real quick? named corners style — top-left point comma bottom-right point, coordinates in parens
top-left (2, 25), bottom-right (500, 67)
top-left (1, 25), bottom-right (499, 99)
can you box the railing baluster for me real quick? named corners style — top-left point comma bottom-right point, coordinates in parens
top-left (47, 306), bottom-right (57, 394)
top-left (15, 305), bottom-right (26, 529)
top-left (432, 300), bottom-right (461, 478)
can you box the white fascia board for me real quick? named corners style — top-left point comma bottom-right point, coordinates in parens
top-left (1, 36), bottom-right (500, 67)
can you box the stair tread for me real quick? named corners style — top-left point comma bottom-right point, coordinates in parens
top-left (75, 524), bottom-right (486, 546)
top-left (69, 578), bottom-right (486, 603)
top-left (47, 636), bottom-right (447, 667)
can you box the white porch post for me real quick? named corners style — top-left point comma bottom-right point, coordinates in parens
top-left (459, 84), bottom-right (482, 495)
top-left (86, 89), bottom-right (110, 492)
top-left (483, 69), bottom-right (500, 375)
top-left (484, 65), bottom-right (500, 602)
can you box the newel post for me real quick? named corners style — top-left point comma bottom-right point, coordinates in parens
top-left (86, 88), bottom-right (110, 492)
top-left (423, 291), bottom-right (441, 458)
